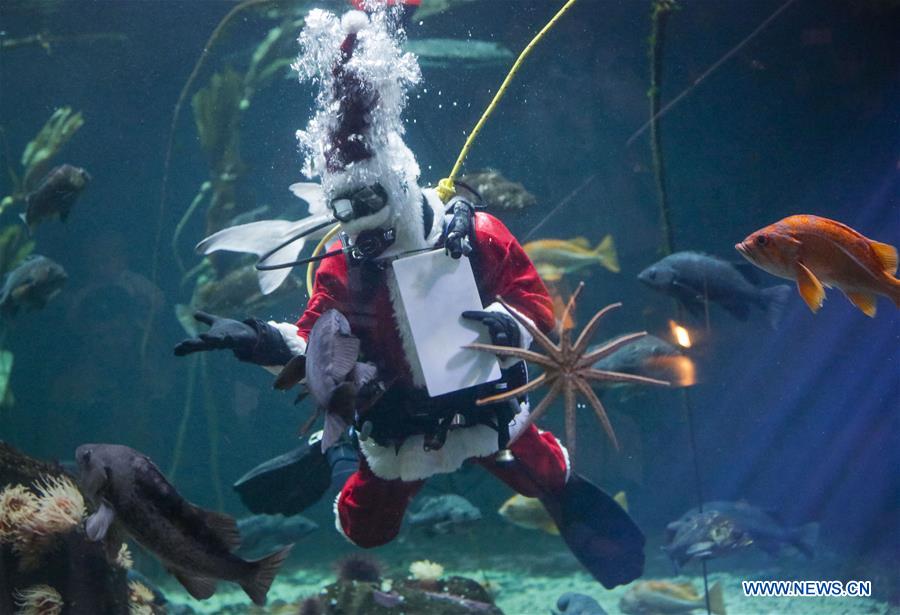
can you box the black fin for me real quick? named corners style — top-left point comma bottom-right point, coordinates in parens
top-left (328, 333), bottom-right (361, 381)
top-left (680, 296), bottom-right (706, 319)
top-left (792, 522), bottom-right (819, 559)
top-left (241, 544), bottom-right (293, 606)
top-left (232, 444), bottom-right (331, 516)
top-left (274, 355), bottom-right (306, 390)
top-left (723, 301), bottom-right (751, 321)
top-left (172, 569), bottom-right (217, 600)
top-left (203, 510), bottom-right (241, 549)
top-left (541, 473), bottom-right (645, 589)
top-left (732, 260), bottom-right (762, 285)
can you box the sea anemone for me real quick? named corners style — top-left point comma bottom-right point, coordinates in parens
top-left (336, 553), bottom-right (383, 583)
top-left (8, 474), bottom-right (86, 570)
top-left (116, 543), bottom-right (134, 569)
top-left (27, 474), bottom-right (85, 535)
top-left (13, 584), bottom-right (64, 615)
top-left (128, 580), bottom-right (155, 615)
top-left (408, 560), bottom-right (444, 583)
top-left (0, 484), bottom-right (38, 543)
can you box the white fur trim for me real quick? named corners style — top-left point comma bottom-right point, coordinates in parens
top-left (422, 188), bottom-right (448, 245)
top-left (484, 302), bottom-right (535, 368)
top-left (507, 398), bottom-right (531, 445)
top-left (262, 321), bottom-right (307, 375)
top-left (333, 491), bottom-right (357, 545)
top-left (341, 10), bottom-right (369, 34)
top-left (269, 321), bottom-right (307, 355)
top-left (360, 402), bottom-right (530, 481)
top-left (554, 435), bottom-right (572, 483)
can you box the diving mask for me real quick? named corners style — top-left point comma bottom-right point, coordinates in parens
top-left (330, 184), bottom-right (389, 223)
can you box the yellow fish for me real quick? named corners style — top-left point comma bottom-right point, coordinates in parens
top-left (620, 580), bottom-right (726, 615)
top-left (498, 491), bottom-right (627, 535)
top-left (524, 236), bottom-right (620, 281)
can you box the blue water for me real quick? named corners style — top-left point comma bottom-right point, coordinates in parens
top-left (1, 1), bottom-right (897, 613)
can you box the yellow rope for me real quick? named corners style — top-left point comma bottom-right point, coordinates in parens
top-left (306, 224), bottom-right (340, 295)
top-left (306, 0), bottom-right (581, 293)
top-left (435, 0), bottom-right (582, 203)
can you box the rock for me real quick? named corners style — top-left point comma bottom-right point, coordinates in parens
top-left (555, 592), bottom-right (608, 615)
top-left (0, 442), bottom-right (130, 615)
top-left (318, 575), bottom-right (503, 614)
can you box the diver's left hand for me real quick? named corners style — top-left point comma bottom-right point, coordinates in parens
top-left (462, 310), bottom-right (521, 348)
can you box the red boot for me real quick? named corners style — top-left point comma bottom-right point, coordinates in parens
top-left (335, 456), bottom-right (424, 548)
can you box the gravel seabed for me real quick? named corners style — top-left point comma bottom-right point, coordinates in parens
top-left (162, 537), bottom-right (896, 615)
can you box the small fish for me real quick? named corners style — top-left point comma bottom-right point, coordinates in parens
top-left (524, 236), bottom-right (620, 282)
top-left (192, 264), bottom-right (301, 318)
top-left (405, 38), bottom-right (514, 69)
top-left (736, 215), bottom-right (900, 317)
top-left (21, 164), bottom-right (90, 232)
top-left (555, 592), bottom-right (608, 615)
top-left (76, 443), bottom-right (292, 606)
top-left (236, 514), bottom-right (318, 556)
top-left (273, 309), bottom-right (379, 449)
top-left (498, 494), bottom-right (559, 535)
top-left (0, 254), bottom-right (67, 317)
top-left (592, 335), bottom-right (695, 389)
top-left (407, 494), bottom-right (481, 535)
top-left (664, 501), bottom-right (818, 568)
top-left (638, 251), bottom-right (791, 328)
top-left (458, 168), bottom-right (537, 211)
top-left (619, 580), bottom-right (725, 615)
top-left (499, 491), bottom-right (627, 536)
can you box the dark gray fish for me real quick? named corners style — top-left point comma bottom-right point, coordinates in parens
top-left (592, 334), bottom-right (695, 390)
top-left (75, 443), bottom-right (292, 606)
top-left (406, 494), bottom-right (481, 535)
top-left (555, 592), bottom-right (608, 615)
top-left (21, 164), bottom-right (90, 232)
top-left (274, 309), bottom-right (379, 449)
top-left (0, 254), bottom-right (67, 317)
top-left (664, 500), bottom-right (819, 568)
top-left (638, 251), bottom-right (791, 329)
top-left (236, 514), bottom-right (317, 557)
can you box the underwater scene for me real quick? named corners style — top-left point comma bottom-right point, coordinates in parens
top-left (1, 0), bottom-right (898, 613)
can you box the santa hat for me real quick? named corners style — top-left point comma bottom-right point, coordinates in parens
top-left (294, 8), bottom-right (440, 251)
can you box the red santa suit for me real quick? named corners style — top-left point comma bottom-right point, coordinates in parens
top-left (277, 196), bottom-right (571, 547)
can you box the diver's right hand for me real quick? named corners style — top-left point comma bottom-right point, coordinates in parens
top-left (173, 312), bottom-right (258, 358)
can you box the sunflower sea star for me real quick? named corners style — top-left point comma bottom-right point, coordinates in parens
top-left (467, 283), bottom-right (669, 459)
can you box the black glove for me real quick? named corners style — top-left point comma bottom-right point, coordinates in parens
top-left (174, 311), bottom-right (293, 365)
top-left (462, 310), bottom-right (521, 348)
top-left (442, 196), bottom-right (475, 259)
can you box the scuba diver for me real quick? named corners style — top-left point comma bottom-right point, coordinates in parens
top-left (175, 4), bottom-right (643, 588)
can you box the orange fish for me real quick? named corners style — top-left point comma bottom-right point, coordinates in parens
top-left (736, 215), bottom-right (900, 317)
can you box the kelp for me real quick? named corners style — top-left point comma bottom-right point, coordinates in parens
top-left (0, 225), bottom-right (35, 277)
top-left (648, 0), bottom-right (678, 257)
top-left (20, 107), bottom-right (85, 191)
top-left (0, 349), bottom-right (12, 409)
top-left (193, 69), bottom-right (244, 175)
top-left (0, 107), bottom-right (84, 215)
top-left (174, 22), bottom-right (300, 273)
top-left (0, 32), bottom-right (127, 54)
